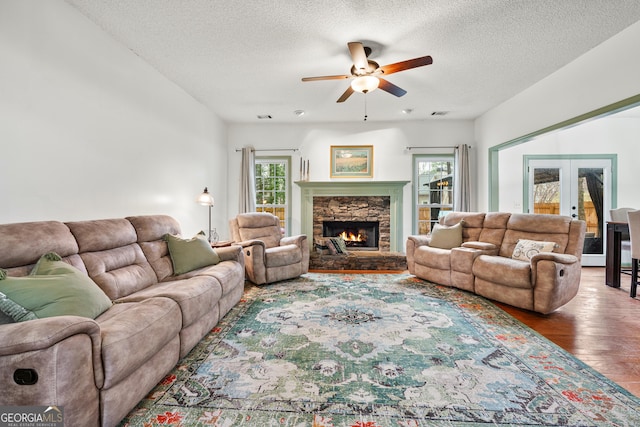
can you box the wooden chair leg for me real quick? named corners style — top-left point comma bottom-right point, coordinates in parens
top-left (632, 258), bottom-right (638, 298)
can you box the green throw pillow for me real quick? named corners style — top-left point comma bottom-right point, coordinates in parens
top-left (328, 236), bottom-right (348, 254)
top-left (0, 252), bottom-right (113, 322)
top-left (164, 232), bottom-right (221, 275)
top-left (429, 221), bottom-right (464, 249)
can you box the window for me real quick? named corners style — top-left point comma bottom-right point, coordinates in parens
top-left (414, 155), bottom-right (454, 234)
top-left (255, 157), bottom-right (291, 234)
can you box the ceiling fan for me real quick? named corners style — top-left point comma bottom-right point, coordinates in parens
top-left (301, 42), bottom-right (433, 103)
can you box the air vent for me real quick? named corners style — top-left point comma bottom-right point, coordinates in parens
top-left (431, 111), bottom-right (449, 116)
top-left (257, 115), bottom-right (273, 119)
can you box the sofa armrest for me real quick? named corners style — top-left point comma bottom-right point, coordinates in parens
top-left (215, 244), bottom-right (244, 266)
top-left (407, 235), bottom-right (432, 247)
top-left (461, 241), bottom-right (498, 252)
top-left (0, 316), bottom-right (101, 355)
top-left (530, 252), bottom-right (579, 266)
top-left (280, 234), bottom-right (307, 248)
top-left (234, 241), bottom-right (267, 284)
top-left (0, 316), bottom-right (104, 387)
top-left (406, 235), bottom-right (433, 274)
top-left (234, 239), bottom-right (267, 249)
top-left (529, 253), bottom-right (581, 314)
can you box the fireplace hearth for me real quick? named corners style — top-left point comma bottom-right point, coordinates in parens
top-left (323, 220), bottom-right (379, 250)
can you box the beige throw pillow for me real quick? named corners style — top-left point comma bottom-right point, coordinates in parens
top-left (511, 239), bottom-right (557, 261)
top-left (429, 221), bottom-right (463, 249)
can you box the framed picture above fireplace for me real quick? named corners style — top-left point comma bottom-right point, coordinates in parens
top-left (330, 145), bottom-right (373, 178)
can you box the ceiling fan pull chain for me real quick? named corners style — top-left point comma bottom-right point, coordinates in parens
top-left (364, 93), bottom-right (368, 122)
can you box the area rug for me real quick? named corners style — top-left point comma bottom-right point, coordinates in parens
top-left (120, 274), bottom-right (640, 426)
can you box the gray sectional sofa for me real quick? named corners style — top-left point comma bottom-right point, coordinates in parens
top-left (406, 212), bottom-right (586, 314)
top-left (0, 215), bottom-right (245, 427)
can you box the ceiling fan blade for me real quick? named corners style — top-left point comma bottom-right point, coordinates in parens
top-left (348, 42), bottom-right (369, 73)
top-left (337, 86), bottom-right (355, 103)
top-left (378, 78), bottom-right (407, 97)
top-left (379, 55), bottom-right (433, 75)
top-left (302, 74), bottom-right (351, 82)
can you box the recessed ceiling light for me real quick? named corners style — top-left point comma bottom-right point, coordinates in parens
top-left (402, 109), bottom-right (413, 115)
top-left (257, 114), bottom-right (272, 119)
top-left (294, 110), bottom-right (305, 117)
top-left (431, 111), bottom-right (449, 116)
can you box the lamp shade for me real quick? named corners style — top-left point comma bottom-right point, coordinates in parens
top-left (196, 187), bottom-right (214, 206)
top-left (350, 75), bottom-right (379, 93)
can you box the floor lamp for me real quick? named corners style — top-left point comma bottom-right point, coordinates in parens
top-left (196, 187), bottom-right (215, 242)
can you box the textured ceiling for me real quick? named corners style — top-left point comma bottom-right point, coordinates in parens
top-left (64, 0), bottom-right (640, 123)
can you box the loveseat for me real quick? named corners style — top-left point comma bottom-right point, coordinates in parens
top-left (406, 212), bottom-right (586, 314)
top-left (0, 215), bottom-right (245, 427)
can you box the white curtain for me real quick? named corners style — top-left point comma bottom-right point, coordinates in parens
top-left (239, 146), bottom-right (256, 213)
top-left (454, 144), bottom-right (471, 212)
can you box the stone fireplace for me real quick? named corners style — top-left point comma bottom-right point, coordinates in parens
top-left (314, 196), bottom-right (389, 251)
top-left (297, 181), bottom-right (409, 253)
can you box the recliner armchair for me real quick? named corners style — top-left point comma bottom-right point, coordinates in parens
top-left (229, 212), bottom-right (309, 285)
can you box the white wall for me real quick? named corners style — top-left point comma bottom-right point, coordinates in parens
top-left (0, 0), bottom-right (228, 236)
top-left (497, 115), bottom-right (640, 212)
top-left (475, 20), bottom-right (640, 212)
top-left (227, 120), bottom-right (474, 243)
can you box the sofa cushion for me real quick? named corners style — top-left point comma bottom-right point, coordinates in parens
top-left (511, 239), bottom-right (557, 261)
top-left (500, 213), bottom-right (571, 257)
top-left (478, 212), bottom-right (512, 246)
top-left (430, 221), bottom-right (463, 249)
top-left (67, 218), bottom-right (138, 253)
top-left (197, 260), bottom-right (246, 297)
top-left (79, 244), bottom-right (158, 300)
top-left (472, 255), bottom-right (533, 289)
top-left (442, 212), bottom-right (485, 242)
top-left (265, 244), bottom-right (303, 268)
top-left (0, 253), bottom-right (112, 322)
top-left (117, 275), bottom-right (223, 328)
top-left (67, 218), bottom-right (159, 300)
top-left (96, 297), bottom-right (182, 389)
top-left (128, 215), bottom-right (183, 282)
top-left (127, 215), bottom-right (181, 243)
top-left (414, 246), bottom-right (451, 270)
top-left (0, 221), bottom-right (79, 269)
top-left (234, 213), bottom-right (282, 248)
top-left (165, 233), bottom-right (221, 275)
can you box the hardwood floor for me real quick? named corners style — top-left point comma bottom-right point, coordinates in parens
top-left (496, 267), bottom-right (640, 398)
top-left (312, 267), bottom-right (640, 397)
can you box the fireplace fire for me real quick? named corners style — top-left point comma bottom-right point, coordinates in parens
top-left (323, 221), bottom-right (379, 250)
top-left (338, 230), bottom-right (366, 243)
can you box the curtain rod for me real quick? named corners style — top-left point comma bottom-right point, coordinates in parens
top-left (405, 145), bottom-right (472, 150)
top-left (235, 148), bottom-right (299, 152)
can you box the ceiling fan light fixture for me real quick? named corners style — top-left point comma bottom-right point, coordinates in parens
top-left (350, 75), bottom-right (379, 93)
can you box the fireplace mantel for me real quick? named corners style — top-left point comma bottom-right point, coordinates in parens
top-left (296, 181), bottom-right (409, 252)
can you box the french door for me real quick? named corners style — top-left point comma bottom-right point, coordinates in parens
top-left (525, 157), bottom-right (612, 266)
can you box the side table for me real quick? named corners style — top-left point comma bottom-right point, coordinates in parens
top-left (211, 240), bottom-right (234, 248)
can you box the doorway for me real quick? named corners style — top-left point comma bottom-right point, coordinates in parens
top-left (524, 156), bottom-right (613, 266)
